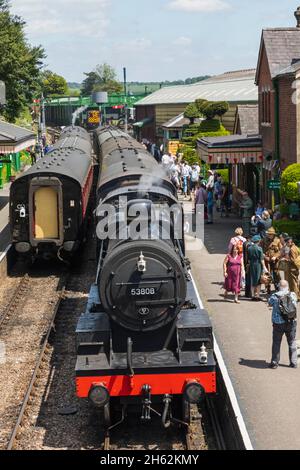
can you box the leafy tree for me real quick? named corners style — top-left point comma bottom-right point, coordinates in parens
top-left (281, 164), bottom-right (300, 202)
top-left (82, 71), bottom-right (101, 96)
top-left (201, 102), bottom-right (217, 120)
top-left (184, 103), bottom-right (199, 124)
top-left (195, 98), bottom-right (209, 114)
top-left (0, 0), bottom-right (45, 121)
top-left (42, 70), bottom-right (68, 97)
top-left (214, 101), bottom-right (229, 118)
top-left (82, 63), bottom-right (123, 96)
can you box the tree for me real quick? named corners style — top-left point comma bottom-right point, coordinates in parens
top-left (281, 164), bottom-right (300, 202)
top-left (0, 0), bottom-right (45, 121)
top-left (82, 63), bottom-right (123, 96)
top-left (184, 103), bottom-right (199, 124)
top-left (201, 102), bottom-right (216, 120)
top-left (195, 99), bottom-right (209, 114)
top-left (81, 71), bottom-right (99, 96)
top-left (42, 70), bottom-right (68, 97)
top-left (214, 101), bottom-right (229, 118)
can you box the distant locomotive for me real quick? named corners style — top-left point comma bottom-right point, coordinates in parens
top-left (75, 127), bottom-right (216, 430)
top-left (10, 126), bottom-right (94, 261)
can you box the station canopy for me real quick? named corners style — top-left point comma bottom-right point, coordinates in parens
top-left (197, 134), bottom-right (263, 165)
top-left (0, 121), bottom-right (36, 154)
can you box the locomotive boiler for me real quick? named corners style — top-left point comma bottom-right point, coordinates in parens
top-left (75, 127), bottom-right (216, 430)
top-left (10, 126), bottom-right (93, 261)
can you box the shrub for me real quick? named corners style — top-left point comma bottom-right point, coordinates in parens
top-left (181, 146), bottom-right (199, 165)
top-left (214, 101), bottom-right (229, 118)
top-left (281, 164), bottom-right (300, 201)
top-left (201, 101), bottom-right (229, 120)
top-left (195, 99), bottom-right (209, 114)
top-left (201, 101), bottom-right (216, 120)
top-left (273, 220), bottom-right (300, 243)
top-left (184, 103), bottom-right (199, 124)
top-left (216, 169), bottom-right (229, 184)
top-left (198, 118), bottom-right (224, 133)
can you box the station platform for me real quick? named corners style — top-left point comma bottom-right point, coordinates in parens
top-left (0, 183), bottom-right (11, 256)
top-left (186, 206), bottom-right (300, 450)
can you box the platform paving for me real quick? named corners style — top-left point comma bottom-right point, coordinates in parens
top-left (186, 205), bottom-right (300, 450)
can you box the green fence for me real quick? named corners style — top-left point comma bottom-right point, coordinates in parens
top-left (0, 151), bottom-right (31, 188)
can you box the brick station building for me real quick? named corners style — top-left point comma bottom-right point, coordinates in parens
top-left (255, 7), bottom-right (300, 204)
top-left (199, 8), bottom-right (300, 207)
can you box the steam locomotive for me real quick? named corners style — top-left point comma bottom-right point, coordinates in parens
top-left (10, 126), bottom-right (93, 261)
top-left (75, 127), bottom-right (216, 430)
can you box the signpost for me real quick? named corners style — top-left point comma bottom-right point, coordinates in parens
top-left (267, 180), bottom-right (281, 191)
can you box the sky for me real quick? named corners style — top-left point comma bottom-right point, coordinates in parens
top-left (9, 0), bottom-right (300, 83)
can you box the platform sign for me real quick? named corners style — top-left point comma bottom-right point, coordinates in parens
top-left (267, 180), bottom-right (281, 191)
top-left (168, 140), bottom-right (180, 155)
top-left (0, 81), bottom-right (6, 105)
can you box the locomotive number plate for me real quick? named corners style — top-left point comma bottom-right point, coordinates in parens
top-left (131, 288), bottom-right (156, 296)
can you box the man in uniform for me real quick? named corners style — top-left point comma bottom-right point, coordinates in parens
top-left (263, 227), bottom-right (282, 293)
top-left (285, 237), bottom-right (300, 300)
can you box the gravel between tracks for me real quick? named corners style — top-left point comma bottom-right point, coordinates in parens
top-left (0, 272), bottom-right (63, 449)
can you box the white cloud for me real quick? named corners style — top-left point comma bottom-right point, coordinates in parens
top-left (173, 36), bottom-right (192, 46)
top-left (167, 0), bottom-right (230, 12)
top-left (11, 0), bottom-right (111, 37)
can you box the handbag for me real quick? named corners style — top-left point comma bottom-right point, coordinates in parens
top-left (260, 272), bottom-right (272, 285)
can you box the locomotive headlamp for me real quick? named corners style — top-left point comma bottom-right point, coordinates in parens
top-left (137, 252), bottom-right (147, 273)
top-left (199, 343), bottom-right (208, 364)
top-left (184, 381), bottom-right (205, 404)
top-left (88, 384), bottom-right (110, 408)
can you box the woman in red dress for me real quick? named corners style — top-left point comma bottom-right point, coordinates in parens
top-left (223, 245), bottom-right (245, 304)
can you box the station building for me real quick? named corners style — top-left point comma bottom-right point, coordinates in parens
top-left (198, 8), bottom-right (300, 207)
top-left (0, 121), bottom-right (36, 188)
top-left (134, 70), bottom-right (258, 145)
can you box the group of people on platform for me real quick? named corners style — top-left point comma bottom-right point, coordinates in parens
top-left (223, 224), bottom-right (300, 369)
top-left (223, 227), bottom-right (300, 302)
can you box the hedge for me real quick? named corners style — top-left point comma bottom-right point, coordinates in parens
top-left (273, 220), bottom-right (300, 243)
top-left (281, 164), bottom-right (300, 201)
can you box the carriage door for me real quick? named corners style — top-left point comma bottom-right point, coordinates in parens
top-left (34, 186), bottom-right (59, 239)
top-left (29, 177), bottom-right (63, 246)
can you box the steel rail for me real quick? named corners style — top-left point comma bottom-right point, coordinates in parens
top-left (6, 284), bottom-right (67, 450)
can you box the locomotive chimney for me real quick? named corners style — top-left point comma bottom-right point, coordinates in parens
top-left (295, 7), bottom-right (300, 28)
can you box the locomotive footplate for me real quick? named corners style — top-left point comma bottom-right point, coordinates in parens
top-left (75, 284), bottom-right (216, 399)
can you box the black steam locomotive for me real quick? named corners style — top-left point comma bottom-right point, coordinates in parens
top-left (76, 127), bottom-right (216, 430)
top-left (10, 126), bottom-right (93, 261)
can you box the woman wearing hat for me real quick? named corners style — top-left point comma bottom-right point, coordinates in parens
top-left (262, 227), bottom-right (282, 293)
top-left (248, 235), bottom-right (266, 301)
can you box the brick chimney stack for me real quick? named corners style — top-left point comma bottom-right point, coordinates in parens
top-left (295, 7), bottom-right (300, 28)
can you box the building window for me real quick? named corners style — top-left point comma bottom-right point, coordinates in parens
top-left (169, 130), bottom-right (179, 139)
top-left (261, 86), bottom-right (271, 125)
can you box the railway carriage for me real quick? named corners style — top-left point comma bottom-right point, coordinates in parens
top-left (75, 127), bottom-right (216, 431)
top-left (10, 126), bottom-right (93, 261)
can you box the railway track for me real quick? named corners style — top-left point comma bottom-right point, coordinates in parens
top-left (101, 397), bottom-right (225, 451)
top-left (0, 274), bottom-right (30, 330)
top-left (6, 286), bottom-right (66, 450)
top-left (0, 269), bottom-right (67, 450)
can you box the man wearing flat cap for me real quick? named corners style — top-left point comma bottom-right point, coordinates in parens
top-left (262, 227), bottom-right (282, 293)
